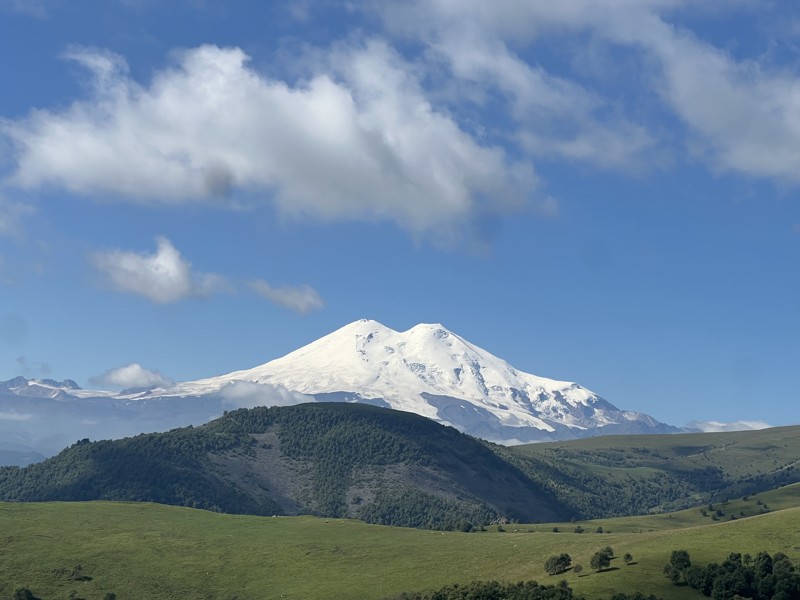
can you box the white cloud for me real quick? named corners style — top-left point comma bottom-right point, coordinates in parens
top-left (623, 18), bottom-right (800, 182)
top-left (91, 236), bottom-right (229, 303)
top-left (219, 381), bottom-right (314, 410)
top-left (687, 420), bottom-right (772, 433)
top-left (90, 362), bottom-right (172, 390)
top-left (378, 0), bottom-right (660, 170)
top-left (248, 279), bottom-right (324, 314)
top-left (378, 0), bottom-right (800, 183)
top-left (3, 43), bottom-right (536, 239)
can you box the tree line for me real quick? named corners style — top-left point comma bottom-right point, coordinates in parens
top-left (664, 549), bottom-right (800, 599)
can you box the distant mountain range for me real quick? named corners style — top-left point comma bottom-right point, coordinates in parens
top-left (1, 319), bottom-right (682, 463)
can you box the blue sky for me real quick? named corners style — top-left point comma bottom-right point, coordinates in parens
top-left (1, 0), bottom-right (799, 429)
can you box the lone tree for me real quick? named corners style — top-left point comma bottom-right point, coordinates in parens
top-left (573, 564), bottom-right (583, 577)
top-left (544, 553), bottom-right (572, 575)
top-left (663, 549), bottom-right (691, 584)
top-left (623, 552), bottom-right (634, 565)
top-left (591, 548), bottom-right (613, 572)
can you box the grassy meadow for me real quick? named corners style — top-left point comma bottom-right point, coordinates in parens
top-left (1, 484), bottom-right (799, 600)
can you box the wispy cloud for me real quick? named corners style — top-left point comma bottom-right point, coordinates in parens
top-left (248, 279), bottom-right (324, 314)
top-left (687, 420), bottom-right (772, 433)
top-left (90, 363), bottom-right (172, 390)
top-left (3, 43), bottom-right (535, 240)
top-left (90, 236), bottom-right (229, 303)
top-left (0, 0), bottom-right (48, 18)
top-left (377, 0), bottom-right (800, 184)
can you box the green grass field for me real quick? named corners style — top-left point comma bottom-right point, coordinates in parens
top-left (1, 483), bottom-right (799, 600)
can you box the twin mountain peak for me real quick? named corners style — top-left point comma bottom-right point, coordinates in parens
top-left (3, 319), bottom-right (678, 449)
top-left (163, 318), bottom-right (677, 442)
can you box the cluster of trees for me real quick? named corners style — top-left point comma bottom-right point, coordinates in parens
top-left (358, 488), bottom-right (494, 531)
top-left (544, 554), bottom-right (572, 576)
top-left (386, 580), bottom-right (661, 600)
top-left (664, 550), bottom-right (800, 599)
top-left (545, 548), bottom-right (635, 577)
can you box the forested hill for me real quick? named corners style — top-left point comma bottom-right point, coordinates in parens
top-left (1, 403), bottom-right (798, 529)
top-left (0, 402), bottom-right (564, 529)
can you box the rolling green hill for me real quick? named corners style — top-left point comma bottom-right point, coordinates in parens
top-left (1, 404), bottom-right (798, 529)
top-left (0, 497), bottom-right (798, 600)
top-left (0, 403), bottom-right (564, 528)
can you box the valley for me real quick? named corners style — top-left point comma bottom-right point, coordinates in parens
top-left (0, 489), bottom-right (798, 600)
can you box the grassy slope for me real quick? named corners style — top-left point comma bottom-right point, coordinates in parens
top-left (1, 486), bottom-right (799, 600)
top-left (512, 425), bottom-right (800, 480)
top-left (501, 425), bottom-right (800, 516)
top-left (518, 482), bottom-right (800, 534)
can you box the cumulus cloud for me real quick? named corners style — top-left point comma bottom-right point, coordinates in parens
top-left (90, 362), bottom-right (173, 390)
top-left (687, 420), bottom-right (772, 433)
top-left (219, 381), bottom-right (315, 410)
top-left (91, 236), bottom-right (229, 303)
top-left (3, 43), bottom-right (535, 239)
top-left (248, 279), bottom-right (324, 314)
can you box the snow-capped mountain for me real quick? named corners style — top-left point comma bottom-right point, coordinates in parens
top-left (167, 319), bottom-right (677, 442)
top-left (0, 319), bottom-right (679, 465)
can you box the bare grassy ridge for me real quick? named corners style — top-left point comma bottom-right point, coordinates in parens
top-left (500, 425), bottom-right (800, 518)
top-left (0, 488), bottom-right (798, 600)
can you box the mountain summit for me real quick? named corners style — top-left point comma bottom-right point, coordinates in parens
top-left (171, 319), bottom-right (675, 442)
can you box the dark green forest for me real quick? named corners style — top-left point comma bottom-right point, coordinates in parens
top-left (664, 550), bottom-right (800, 599)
